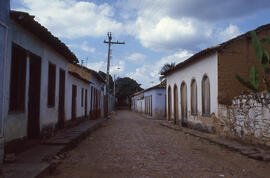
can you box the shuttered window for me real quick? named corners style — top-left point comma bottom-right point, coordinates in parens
top-left (9, 44), bottom-right (27, 112)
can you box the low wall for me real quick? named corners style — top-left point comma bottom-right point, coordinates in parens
top-left (218, 93), bottom-right (270, 146)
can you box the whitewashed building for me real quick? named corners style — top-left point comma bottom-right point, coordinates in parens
top-left (163, 24), bottom-right (270, 134)
top-left (0, 0), bottom-right (10, 163)
top-left (3, 11), bottom-right (79, 151)
top-left (131, 82), bottom-right (166, 119)
top-left (66, 71), bottom-right (92, 122)
top-left (68, 63), bottom-right (105, 120)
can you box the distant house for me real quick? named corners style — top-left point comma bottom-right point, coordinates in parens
top-left (68, 63), bottom-right (105, 120)
top-left (3, 10), bottom-right (79, 150)
top-left (131, 82), bottom-right (166, 119)
top-left (0, 0), bottom-right (10, 163)
top-left (163, 24), bottom-right (270, 133)
top-left (67, 71), bottom-right (92, 122)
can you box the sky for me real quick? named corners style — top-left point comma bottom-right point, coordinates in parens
top-left (10, 0), bottom-right (270, 89)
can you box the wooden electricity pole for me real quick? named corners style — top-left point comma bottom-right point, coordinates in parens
top-left (104, 32), bottom-right (125, 116)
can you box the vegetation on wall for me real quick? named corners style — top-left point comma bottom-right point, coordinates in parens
top-left (235, 31), bottom-right (270, 92)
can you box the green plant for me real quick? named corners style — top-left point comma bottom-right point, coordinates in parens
top-left (235, 31), bottom-right (270, 92)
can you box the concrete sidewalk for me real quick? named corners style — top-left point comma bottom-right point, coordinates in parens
top-left (161, 121), bottom-right (270, 162)
top-left (1, 118), bottom-right (106, 178)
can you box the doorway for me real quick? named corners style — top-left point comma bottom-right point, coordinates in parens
top-left (181, 82), bottom-right (187, 126)
top-left (27, 53), bottom-right (41, 139)
top-left (72, 85), bottom-right (77, 119)
top-left (173, 85), bottom-right (178, 124)
top-left (168, 86), bottom-right (171, 120)
top-left (85, 89), bottom-right (88, 117)
top-left (58, 69), bottom-right (65, 128)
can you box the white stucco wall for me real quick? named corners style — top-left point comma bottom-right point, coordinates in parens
top-left (132, 88), bottom-right (166, 119)
top-left (66, 74), bottom-right (91, 121)
top-left (3, 20), bottom-right (70, 142)
top-left (166, 53), bottom-right (218, 129)
top-left (89, 76), bottom-right (104, 118)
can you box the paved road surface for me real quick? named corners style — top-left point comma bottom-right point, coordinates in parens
top-left (48, 110), bottom-right (270, 178)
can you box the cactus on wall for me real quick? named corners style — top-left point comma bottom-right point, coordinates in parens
top-left (235, 31), bottom-right (270, 92)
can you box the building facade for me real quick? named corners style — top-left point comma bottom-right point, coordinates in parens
top-left (68, 63), bottom-right (105, 120)
top-left (0, 0), bottom-right (10, 163)
top-left (164, 24), bottom-right (270, 136)
top-left (3, 11), bottom-right (78, 151)
top-left (131, 83), bottom-right (166, 119)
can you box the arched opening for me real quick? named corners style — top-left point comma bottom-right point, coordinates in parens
top-left (168, 86), bottom-right (172, 120)
top-left (190, 79), bottom-right (197, 115)
top-left (181, 82), bottom-right (187, 126)
top-left (202, 75), bottom-right (210, 116)
top-left (173, 84), bottom-right (178, 124)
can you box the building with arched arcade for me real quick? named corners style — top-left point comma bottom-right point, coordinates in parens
top-left (163, 24), bottom-right (270, 134)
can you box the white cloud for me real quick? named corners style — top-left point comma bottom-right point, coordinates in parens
top-left (80, 41), bottom-right (95, 53)
top-left (127, 53), bottom-right (146, 63)
top-left (18, 0), bottom-right (123, 38)
top-left (87, 60), bottom-right (125, 75)
top-left (132, 16), bottom-right (213, 51)
top-left (128, 50), bottom-right (192, 88)
top-left (70, 41), bottom-right (95, 54)
top-left (218, 24), bottom-right (241, 42)
top-left (87, 61), bottom-right (106, 72)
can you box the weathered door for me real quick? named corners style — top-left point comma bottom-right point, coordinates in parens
top-left (150, 95), bottom-right (152, 116)
top-left (85, 89), bottom-right (87, 117)
top-left (72, 85), bottom-right (77, 119)
top-left (181, 83), bottom-right (187, 126)
top-left (27, 53), bottom-right (41, 139)
top-left (90, 86), bottom-right (93, 118)
top-left (168, 86), bottom-right (171, 120)
top-left (174, 85), bottom-right (178, 124)
top-left (58, 69), bottom-right (65, 128)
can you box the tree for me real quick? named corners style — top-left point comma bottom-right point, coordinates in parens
top-left (159, 62), bottom-right (176, 81)
top-left (115, 77), bottom-right (143, 106)
top-left (98, 71), bottom-right (114, 93)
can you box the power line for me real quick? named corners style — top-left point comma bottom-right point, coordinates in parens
top-left (104, 32), bottom-right (125, 116)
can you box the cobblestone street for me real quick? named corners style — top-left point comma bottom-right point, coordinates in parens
top-left (48, 110), bottom-right (270, 178)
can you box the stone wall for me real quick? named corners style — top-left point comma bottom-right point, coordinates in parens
top-left (219, 93), bottom-right (270, 146)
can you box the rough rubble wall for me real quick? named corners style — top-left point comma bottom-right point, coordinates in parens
top-left (218, 93), bottom-right (270, 146)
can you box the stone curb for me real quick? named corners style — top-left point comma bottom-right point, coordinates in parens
top-left (0, 119), bottom-right (106, 178)
top-left (160, 122), bottom-right (270, 162)
top-left (40, 119), bottom-right (106, 177)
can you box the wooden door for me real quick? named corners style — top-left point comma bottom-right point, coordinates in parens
top-left (181, 83), bottom-right (187, 126)
top-left (58, 69), bottom-right (65, 128)
top-left (174, 85), bottom-right (178, 124)
top-left (168, 86), bottom-right (171, 120)
top-left (72, 85), bottom-right (77, 119)
top-left (28, 53), bottom-right (41, 138)
top-left (85, 89), bottom-right (87, 117)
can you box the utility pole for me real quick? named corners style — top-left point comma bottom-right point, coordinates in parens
top-left (104, 32), bottom-right (125, 116)
top-left (114, 74), bottom-right (116, 110)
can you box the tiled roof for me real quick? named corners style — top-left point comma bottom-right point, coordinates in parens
top-left (162, 23), bottom-right (270, 75)
top-left (10, 10), bottom-right (79, 63)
